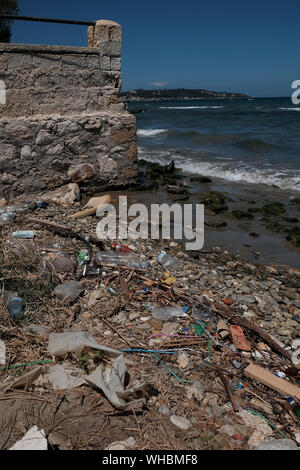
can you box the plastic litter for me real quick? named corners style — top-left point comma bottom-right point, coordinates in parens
top-left (157, 251), bottom-right (179, 270)
top-left (53, 281), bottom-right (84, 303)
top-left (145, 303), bottom-right (188, 321)
top-left (77, 249), bottom-right (90, 266)
top-left (0, 210), bottom-right (15, 225)
top-left (7, 366), bottom-right (43, 391)
top-left (9, 426), bottom-right (47, 451)
top-left (12, 230), bottom-right (35, 239)
top-left (47, 331), bottom-right (121, 358)
top-left (45, 364), bottom-right (85, 390)
top-left (96, 250), bottom-right (150, 269)
top-left (2, 291), bottom-right (23, 319)
top-left (84, 354), bottom-right (148, 411)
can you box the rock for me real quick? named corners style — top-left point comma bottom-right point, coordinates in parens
top-left (105, 436), bottom-right (136, 450)
top-left (129, 312), bottom-right (140, 321)
top-left (35, 130), bottom-right (53, 145)
top-left (43, 183), bottom-right (80, 207)
top-left (218, 424), bottom-right (236, 437)
top-left (159, 404), bottom-right (171, 417)
top-left (251, 439), bottom-right (298, 450)
top-left (292, 339), bottom-right (300, 350)
top-left (147, 319), bottom-right (163, 330)
top-left (238, 410), bottom-right (273, 447)
top-left (20, 145), bottom-right (32, 159)
top-left (177, 352), bottom-right (189, 369)
top-left (68, 163), bottom-right (96, 183)
top-left (170, 415), bottom-right (191, 430)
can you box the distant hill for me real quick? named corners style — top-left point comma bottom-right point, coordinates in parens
top-left (120, 88), bottom-right (250, 101)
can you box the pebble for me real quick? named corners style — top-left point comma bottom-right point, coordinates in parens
top-left (170, 415), bottom-right (191, 430)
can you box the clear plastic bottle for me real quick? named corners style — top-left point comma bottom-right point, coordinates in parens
top-left (157, 251), bottom-right (179, 270)
top-left (96, 250), bottom-right (150, 269)
top-left (2, 291), bottom-right (23, 319)
top-left (12, 231), bottom-right (35, 239)
top-left (145, 303), bottom-right (188, 321)
top-left (0, 211), bottom-right (15, 226)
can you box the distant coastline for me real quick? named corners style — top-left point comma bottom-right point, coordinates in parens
top-left (120, 88), bottom-right (250, 102)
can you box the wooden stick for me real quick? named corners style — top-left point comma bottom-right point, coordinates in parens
top-left (218, 370), bottom-right (239, 412)
top-left (69, 207), bottom-right (97, 219)
top-left (27, 216), bottom-right (104, 249)
top-left (244, 363), bottom-right (300, 401)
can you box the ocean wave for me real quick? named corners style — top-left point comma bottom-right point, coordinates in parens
top-left (138, 148), bottom-right (300, 191)
top-left (279, 107), bottom-right (300, 111)
top-left (137, 129), bottom-right (168, 136)
top-left (159, 106), bottom-right (224, 110)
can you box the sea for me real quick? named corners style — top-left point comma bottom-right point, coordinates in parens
top-left (128, 97), bottom-right (300, 193)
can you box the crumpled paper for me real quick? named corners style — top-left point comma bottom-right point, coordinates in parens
top-left (9, 426), bottom-right (47, 450)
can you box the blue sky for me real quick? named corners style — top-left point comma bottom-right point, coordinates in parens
top-left (10, 1), bottom-right (300, 97)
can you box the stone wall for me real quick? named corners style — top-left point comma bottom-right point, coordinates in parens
top-left (0, 19), bottom-right (138, 197)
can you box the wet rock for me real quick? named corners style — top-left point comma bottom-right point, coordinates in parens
top-left (170, 415), bottom-right (191, 430)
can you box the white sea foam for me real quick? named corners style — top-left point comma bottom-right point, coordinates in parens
top-left (138, 148), bottom-right (300, 191)
top-left (279, 107), bottom-right (300, 111)
top-left (159, 106), bottom-right (224, 110)
top-left (137, 129), bottom-right (167, 136)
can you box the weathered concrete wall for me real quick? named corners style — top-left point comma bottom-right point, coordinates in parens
top-left (0, 19), bottom-right (138, 197)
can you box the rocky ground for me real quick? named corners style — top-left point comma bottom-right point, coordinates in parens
top-left (0, 186), bottom-right (299, 451)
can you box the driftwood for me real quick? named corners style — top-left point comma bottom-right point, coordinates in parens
top-left (27, 216), bottom-right (105, 249)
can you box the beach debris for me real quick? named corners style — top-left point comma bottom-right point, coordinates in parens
top-left (45, 364), bottom-right (85, 390)
top-left (157, 251), bottom-right (179, 270)
top-left (12, 230), bottom-right (35, 239)
top-left (84, 354), bottom-right (148, 411)
top-left (47, 331), bottom-right (120, 358)
top-left (161, 272), bottom-right (176, 285)
top-left (7, 366), bottom-right (43, 391)
top-left (217, 319), bottom-right (230, 338)
top-left (230, 325), bottom-right (252, 351)
top-left (145, 303), bottom-right (188, 322)
top-left (9, 426), bottom-right (47, 451)
top-left (105, 436), bottom-right (136, 451)
top-left (1, 291), bottom-right (23, 319)
top-left (244, 363), bottom-right (300, 400)
top-left (53, 281), bottom-right (84, 303)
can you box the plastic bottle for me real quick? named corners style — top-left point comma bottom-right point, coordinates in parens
top-left (2, 291), bottom-right (23, 319)
top-left (157, 251), bottom-right (179, 270)
top-left (0, 211), bottom-right (15, 226)
top-left (12, 231), bottom-right (35, 239)
top-left (145, 303), bottom-right (188, 321)
top-left (96, 250), bottom-right (150, 269)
